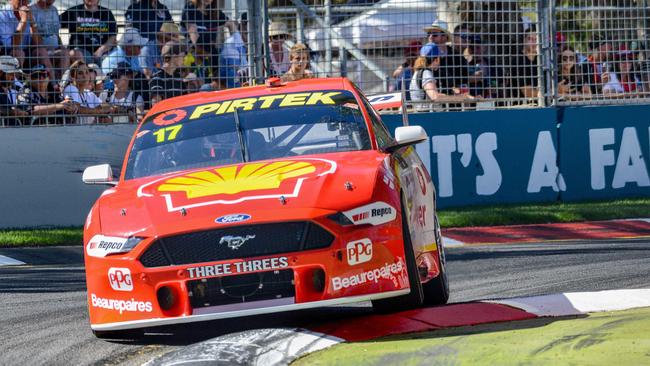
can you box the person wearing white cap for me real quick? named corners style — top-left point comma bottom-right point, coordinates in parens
top-left (101, 28), bottom-right (149, 77)
top-left (268, 21), bottom-right (292, 76)
top-left (0, 55), bottom-right (28, 125)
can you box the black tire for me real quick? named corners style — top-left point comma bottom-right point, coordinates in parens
top-left (372, 197), bottom-right (424, 313)
top-left (421, 214), bottom-right (449, 306)
top-left (92, 328), bottom-right (144, 340)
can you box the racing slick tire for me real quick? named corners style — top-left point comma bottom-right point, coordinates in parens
top-left (92, 328), bottom-right (144, 340)
top-left (372, 196), bottom-right (424, 313)
top-left (421, 214), bottom-right (449, 306)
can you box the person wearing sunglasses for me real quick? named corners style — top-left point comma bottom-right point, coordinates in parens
top-left (268, 21), bottom-right (291, 77)
top-left (558, 45), bottom-right (591, 99)
top-left (17, 64), bottom-right (76, 125)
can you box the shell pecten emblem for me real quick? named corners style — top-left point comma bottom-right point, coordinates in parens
top-left (158, 161), bottom-right (316, 199)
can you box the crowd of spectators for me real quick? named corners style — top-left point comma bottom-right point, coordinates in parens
top-left (393, 19), bottom-right (650, 108)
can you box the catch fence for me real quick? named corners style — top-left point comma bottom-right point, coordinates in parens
top-left (0, 0), bottom-right (648, 126)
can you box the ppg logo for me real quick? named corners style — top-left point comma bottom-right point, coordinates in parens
top-left (346, 239), bottom-right (372, 265)
top-left (108, 268), bottom-right (133, 292)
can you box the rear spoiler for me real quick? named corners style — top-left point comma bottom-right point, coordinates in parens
top-left (367, 92), bottom-right (409, 126)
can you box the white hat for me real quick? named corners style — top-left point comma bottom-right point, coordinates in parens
top-left (424, 20), bottom-right (450, 37)
top-left (268, 22), bottom-right (291, 38)
top-left (118, 28), bottom-right (149, 47)
top-left (0, 56), bottom-right (22, 74)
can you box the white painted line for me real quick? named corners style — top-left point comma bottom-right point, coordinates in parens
top-left (442, 236), bottom-right (464, 247)
top-left (488, 288), bottom-right (650, 317)
top-left (0, 255), bottom-right (25, 266)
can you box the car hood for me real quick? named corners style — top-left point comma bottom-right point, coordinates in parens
top-left (97, 151), bottom-right (390, 237)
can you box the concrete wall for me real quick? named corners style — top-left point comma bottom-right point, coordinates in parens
top-left (0, 125), bottom-right (135, 228)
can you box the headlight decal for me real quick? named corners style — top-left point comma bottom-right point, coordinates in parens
top-left (341, 201), bottom-right (397, 226)
top-left (86, 235), bottom-right (143, 257)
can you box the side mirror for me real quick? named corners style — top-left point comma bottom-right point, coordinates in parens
top-left (82, 164), bottom-right (117, 186)
top-left (385, 126), bottom-right (428, 153)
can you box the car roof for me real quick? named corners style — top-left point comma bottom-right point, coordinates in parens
top-left (146, 77), bottom-right (352, 117)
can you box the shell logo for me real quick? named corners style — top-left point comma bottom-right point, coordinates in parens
top-left (157, 161), bottom-right (316, 199)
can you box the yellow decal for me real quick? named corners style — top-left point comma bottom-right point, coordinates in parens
top-left (158, 161), bottom-right (316, 199)
top-left (187, 92), bottom-right (342, 120)
top-left (152, 125), bottom-right (183, 143)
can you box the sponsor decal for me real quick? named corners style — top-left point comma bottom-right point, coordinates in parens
top-left (86, 235), bottom-right (129, 257)
top-left (187, 92), bottom-right (342, 120)
top-left (90, 294), bottom-right (153, 314)
top-left (331, 259), bottom-right (405, 291)
top-left (138, 158), bottom-right (337, 212)
top-left (346, 238), bottom-right (372, 265)
top-left (215, 214), bottom-right (251, 224)
top-left (153, 109), bottom-right (187, 126)
top-left (220, 235), bottom-right (255, 250)
top-left (415, 205), bottom-right (427, 228)
top-left (187, 256), bottom-right (289, 279)
top-left (343, 202), bottom-right (397, 226)
top-left (108, 268), bottom-right (133, 292)
top-left (415, 167), bottom-right (427, 195)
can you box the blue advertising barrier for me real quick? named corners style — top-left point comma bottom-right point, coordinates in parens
top-left (384, 109), bottom-right (559, 208)
top-left (559, 105), bottom-right (650, 202)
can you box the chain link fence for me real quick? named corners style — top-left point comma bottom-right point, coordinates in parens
top-left (0, 0), bottom-right (648, 126)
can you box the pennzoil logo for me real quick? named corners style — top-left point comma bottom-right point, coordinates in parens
top-left (138, 158), bottom-right (337, 212)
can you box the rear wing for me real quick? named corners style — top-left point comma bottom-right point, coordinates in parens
top-left (367, 92), bottom-right (409, 126)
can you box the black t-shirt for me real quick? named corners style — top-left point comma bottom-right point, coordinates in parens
top-left (150, 69), bottom-right (185, 100)
top-left (435, 45), bottom-right (470, 94)
top-left (60, 5), bottom-right (117, 54)
top-left (17, 85), bottom-right (66, 125)
top-left (181, 4), bottom-right (228, 47)
top-left (559, 65), bottom-right (590, 94)
top-left (126, 0), bottom-right (172, 40)
top-left (509, 54), bottom-right (539, 96)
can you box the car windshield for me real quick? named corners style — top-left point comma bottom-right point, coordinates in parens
top-left (124, 90), bottom-right (372, 180)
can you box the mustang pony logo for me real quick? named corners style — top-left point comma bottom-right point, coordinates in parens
top-left (220, 235), bottom-right (256, 250)
top-left (158, 161), bottom-right (316, 199)
top-left (138, 158), bottom-right (337, 212)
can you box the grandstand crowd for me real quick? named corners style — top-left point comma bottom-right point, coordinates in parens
top-left (0, 0), bottom-right (648, 125)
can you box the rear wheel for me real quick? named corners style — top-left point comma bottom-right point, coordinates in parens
top-left (92, 328), bottom-right (144, 340)
top-left (421, 214), bottom-right (449, 305)
top-left (372, 197), bottom-right (424, 313)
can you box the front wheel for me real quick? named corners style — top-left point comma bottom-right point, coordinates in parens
top-left (372, 197), bottom-right (424, 313)
top-left (421, 214), bottom-right (449, 306)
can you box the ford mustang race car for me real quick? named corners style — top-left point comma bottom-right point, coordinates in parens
top-left (82, 77), bottom-right (449, 338)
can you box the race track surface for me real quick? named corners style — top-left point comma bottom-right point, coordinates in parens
top-left (1, 239), bottom-right (649, 365)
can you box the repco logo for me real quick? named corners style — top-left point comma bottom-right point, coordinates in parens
top-left (108, 268), bottom-right (133, 292)
top-left (346, 238), bottom-right (372, 265)
top-left (371, 207), bottom-right (392, 217)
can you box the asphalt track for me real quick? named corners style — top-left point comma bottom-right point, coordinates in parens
top-left (1, 239), bottom-right (650, 366)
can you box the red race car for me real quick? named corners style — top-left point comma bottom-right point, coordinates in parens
top-left (82, 77), bottom-right (448, 338)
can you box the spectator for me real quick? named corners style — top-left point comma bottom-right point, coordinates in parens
top-left (61, 0), bottom-right (117, 64)
top-left (101, 28), bottom-right (149, 77)
top-left (17, 64), bottom-right (74, 124)
top-left (268, 21), bottom-right (291, 76)
top-left (585, 34), bottom-right (614, 94)
top-left (558, 45), bottom-right (591, 98)
top-left (107, 66), bottom-right (143, 123)
top-left (464, 35), bottom-right (493, 97)
top-left (182, 0), bottom-right (229, 52)
top-left (0, 0), bottom-right (52, 71)
top-left (509, 29), bottom-right (539, 99)
top-left (149, 22), bottom-right (185, 70)
top-left (281, 43), bottom-right (314, 82)
top-left (125, 0), bottom-right (172, 43)
top-left (391, 40), bottom-right (420, 100)
top-left (219, 13), bottom-right (248, 89)
top-left (150, 42), bottom-right (187, 105)
top-left (30, 0), bottom-right (69, 78)
top-left (424, 21), bottom-right (469, 95)
top-left (184, 34), bottom-right (218, 89)
top-left (0, 55), bottom-right (27, 125)
top-left (61, 60), bottom-right (112, 124)
top-left (409, 43), bottom-right (474, 105)
top-left (603, 45), bottom-right (642, 95)
top-left (87, 63), bottom-right (108, 104)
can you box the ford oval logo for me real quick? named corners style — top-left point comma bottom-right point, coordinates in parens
top-left (215, 214), bottom-right (251, 224)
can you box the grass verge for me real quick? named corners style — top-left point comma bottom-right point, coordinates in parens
top-left (438, 198), bottom-right (650, 228)
top-left (292, 307), bottom-right (650, 366)
top-left (0, 198), bottom-right (648, 247)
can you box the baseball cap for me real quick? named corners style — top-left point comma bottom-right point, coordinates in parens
top-left (420, 43), bottom-right (440, 58)
top-left (29, 64), bottom-right (48, 75)
top-left (118, 28), bottom-right (149, 47)
top-left (0, 56), bottom-right (22, 74)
